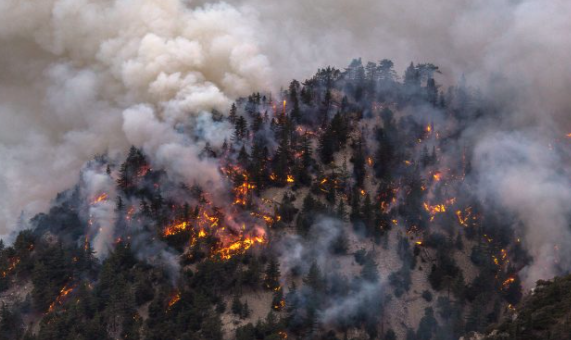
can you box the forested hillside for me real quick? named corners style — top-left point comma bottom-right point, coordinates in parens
top-left (1, 58), bottom-right (544, 340)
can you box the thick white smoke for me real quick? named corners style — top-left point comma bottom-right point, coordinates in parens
top-left (0, 0), bottom-right (271, 237)
top-left (2, 0), bottom-right (571, 286)
top-left (81, 164), bottom-right (118, 257)
top-left (474, 131), bottom-right (571, 288)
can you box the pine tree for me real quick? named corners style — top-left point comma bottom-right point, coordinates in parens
top-left (273, 133), bottom-right (291, 184)
top-left (229, 103), bottom-right (238, 124)
top-left (351, 138), bottom-right (366, 187)
top-left (375, 127), bottom-right (395, 181)
top-left (426, 78), bottom-right (438, 105)
top-left (0, 303), bottom-right (23, 340)
top-left (303, 262), bottom-right (324, 292)
top-left (361, 194), bottom-right (375, 237)
top-left (231, 293), bottom-right (242, 316)
top-left (318, 128), bottom-right (335, 164)
top-left (264, 257), bottom-right (281, 290)
top-left (361, 254), bottom-right (379, 282)
top-left (271, 287), bottom-right (284, 311)
top-left (416, 307), bottom-right (438, 340)
top-left (201, 311), bottom-right (223, 340)
top-left (233, 116), bottom-right (248, 142)
top-left (237, 146), bottom-right (250, 168)
top-left (350, 186), bottom-right (362, 224)
top-left (241, 301), bottom-right (251, 319)
top-left (289, 80), bottom-right (301, 122)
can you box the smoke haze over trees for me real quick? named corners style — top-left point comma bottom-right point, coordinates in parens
top-left (1, 1), bottom-right (571, 339)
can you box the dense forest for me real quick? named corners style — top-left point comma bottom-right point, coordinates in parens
top-left (1, 58), bottom-right (542, 340)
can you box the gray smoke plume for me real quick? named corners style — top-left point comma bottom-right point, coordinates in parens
top-left (219, 0), bottom-right (571, 128)
top-left (473, 130), bottom-right (571, 287)
top-left (0, 0), bottom-right (271, 237)
top-left (2, 0), bottom-right (571, 286)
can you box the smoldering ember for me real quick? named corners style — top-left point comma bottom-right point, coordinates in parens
top-left (1, 1), bottom-right (571, 340)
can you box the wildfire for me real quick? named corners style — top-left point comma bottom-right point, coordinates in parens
top-left (426, 124), bottom-right (432, 133)
top-left (432, 171), bottom-right (442, 181)
top-left (201, 211), bottom-right (220, 229)
top-left (137, 164), bottom-right (151, 178)
top-left (502, 277), bottom-right (516, 289)
top-left (251, 212), bottom-right (281, 226)
top-left (273, 299), bottom-right (286, 310)
top-left (360, 189), bottom-right (366, 196)
top-left (424, 202), bottom-right (446, 215)
top-left (48, 283), bottom-right (75, 313)
top-left (167, 291), bottom-right (181, 311)
top-left (91, 193), bottom-right (108, 205)
top-left (286, 174), bottom-right (295, 183)
top-left (233, 179), bottom-right (256, 206)
top-left (456, 209), bottom-right (469, 227)
top-left (367, 157), bottom-right (373, 166)
top-left (381, 201), bottom-right (389, 212)
top-left (566, 133), bottom-right (571, 138)
top-left (212, 234), bottom-right (266, 260)
top-left (416, 241), bottom-right (423, 246)
top-left (126, 206), bottom-right (136, 221)
top-left (0, 257), bottom-right (20, 278)
top-left (163, 221), bottom-right (190, 237)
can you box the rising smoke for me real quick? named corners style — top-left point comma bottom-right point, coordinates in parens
top-left (1, 0), bottom-right (571, 285)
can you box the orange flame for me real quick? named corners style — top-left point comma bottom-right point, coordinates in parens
top-left (91, 193), bottom-right (108, 204)
top-left (286, 175), bottom-right (295, 183)
top-left (502, 277), bottom-right (516, 289)
top-left (212, 234), bottom-right (266, 260)
top-left (163, 221), bottom-right (190, 237)
top-left (0, 257), bottom-right (20, 278)
top-left (48, 283), bottom-right (75, 313)
top-left (367, 157), bottom-right (373, 166)
top-left (423, 202), bottom-right (446, 215)
top-left (167, 291), bottom-right (181, 310)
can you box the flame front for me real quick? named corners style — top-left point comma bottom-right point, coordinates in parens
top-left (212, 234), bottom-right (266, 260)
top-left (91, 193), bottom-right (108, 205)
top-left (48, 283), bottom-right (75, 313)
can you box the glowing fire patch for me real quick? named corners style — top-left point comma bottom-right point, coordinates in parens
top-left (212, 235), bottom-right (266, 260)
top-left (91, 193), bottom-right (108, 205)
top-left (167, 291), bottom-right (181, 311)
top-left (163, 221), bottom-right (190, 237)
top-left (502, 277), bottom-right (516, 289)
top-left (0, 257), bottom-right (20, 278)
top-left (48, 283), bottom-right (75, 313)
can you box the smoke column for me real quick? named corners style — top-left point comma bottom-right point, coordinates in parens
top-left (0, 0), bottom-right (271, 237)
top-left (2, 0), bottom-right (571, 284)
